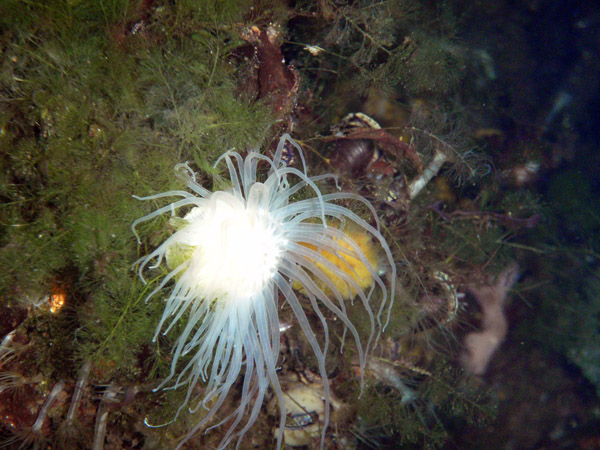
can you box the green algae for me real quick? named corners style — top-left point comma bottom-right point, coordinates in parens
top-left (0, 1), bottom-right (540, 448)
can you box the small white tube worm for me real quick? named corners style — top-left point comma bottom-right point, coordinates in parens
top-left (408, 150), bottom-right (450, 200)
top-left (0, 330), bottom-right (16, 368)
top-left (1, 379), bottom-right (65, 448)
top-left (32, 380), bottom-right (65, 434)
top-left (366, 357), bottom-right (417, 404)
top-left (66, 360), bottom-right (92, 424)
top-left (92, 384), bottom-right (119, 450)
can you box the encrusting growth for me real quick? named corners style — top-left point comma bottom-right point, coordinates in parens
top-left (133, 134), bottom-right (396, 449)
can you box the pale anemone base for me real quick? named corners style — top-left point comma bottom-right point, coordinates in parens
top-left (132, 134), bottom-right (396, 449)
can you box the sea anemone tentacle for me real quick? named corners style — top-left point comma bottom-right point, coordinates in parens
top-left (134, 134), bottom-right (396, 449)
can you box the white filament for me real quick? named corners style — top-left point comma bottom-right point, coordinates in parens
top-left (133, 134), bottom-right (396, 450)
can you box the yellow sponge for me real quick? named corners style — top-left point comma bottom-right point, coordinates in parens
top-left (295, 226), bottom-right (380, 300)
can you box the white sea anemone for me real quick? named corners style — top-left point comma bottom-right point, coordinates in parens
top-left (133, 134), bottom-right (396, 449)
